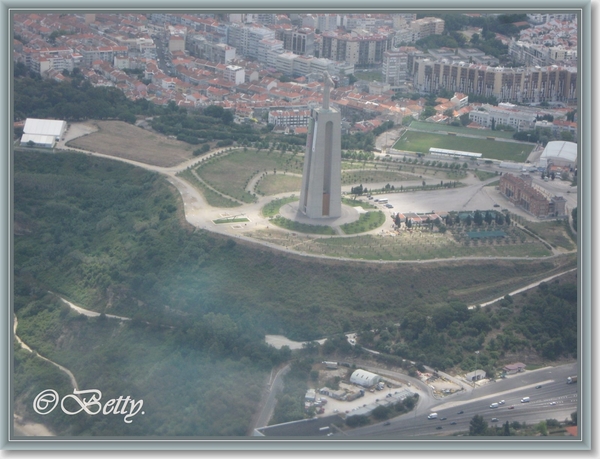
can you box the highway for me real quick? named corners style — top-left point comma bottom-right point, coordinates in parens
top-left (344, 362), bottom-right (578, 438)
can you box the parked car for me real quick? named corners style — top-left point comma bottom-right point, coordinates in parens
top-left (383, 421), bottom-right (391, 426)
top-left (491, 418), bottom-right (499, 422)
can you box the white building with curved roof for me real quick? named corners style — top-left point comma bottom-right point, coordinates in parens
top-left (350, 369), bottom-right (381, 387)
top-left (539, 141), bottom-right (577, 168)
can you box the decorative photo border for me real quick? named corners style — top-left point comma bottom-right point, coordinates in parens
top-left (2, 0), bottom-right (593, 453)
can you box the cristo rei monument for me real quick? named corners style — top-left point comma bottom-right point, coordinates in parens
top-left (298, 72), bottom-right (342, 219)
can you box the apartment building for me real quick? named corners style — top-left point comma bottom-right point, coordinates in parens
top-left (320, 30), bottom-right (393, 67)
top-left (382, 49), bottom-right (408, 86)
top-left (469, 103), bottom-right (537, 131)
top-left (410, 17), bottom-right (445, 38)
top-left (276, 27), bottom-right (315, 56)
top-left (227, 23), bottom-right (275, 59)
top-left (223, 64), bottom-right (245, 85)
top-left (412, 59), bottom-right (577, 103)
top-left (268, 109), bottom-right (311, 127)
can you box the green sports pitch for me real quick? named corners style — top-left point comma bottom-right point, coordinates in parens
top-left (394, 130), bottom-right (534, 162)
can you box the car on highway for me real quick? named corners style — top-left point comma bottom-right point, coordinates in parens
top-left (493, 204), bottom-right (500, 207)
top-left (436, 426), bottom-right (443, 430)
top-left (439, 417), bottom-right (447, 421)
top-left (457, 410), bottom-right (464, 414)
top-left (450, 422), bottom-right (457, 425)
top-left (383, 421), bottom-right (391, 426)
top-left (550, 402), bottom-right (557, 406)
top-left (491, 418), bottom-right (499, 422)
top-left (508, 406), bottom-right (514, 410)
top-left (498, 400), bottom-right (505, 405)
top-left (536, 385), bottom-right (543, 389)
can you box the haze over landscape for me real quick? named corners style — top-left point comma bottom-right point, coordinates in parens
top-left (11, 9), bottom-right (581, 442)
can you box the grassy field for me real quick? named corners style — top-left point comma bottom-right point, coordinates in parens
top-left (340, 211), bottom-right (386, 235)
top-left (523, 220), bottom-right (577, 252)
top-left (249, 225), bottom-right (553, 261)
top-left (408, 121), bottom-right (517, 140)
top-left (262, 196), bottom-right (299, 217)
top-left (256, 174), bottom-right (302, 195)
top-left (474, 170), bottom-right (499, 181)
top-left (394, 131), bottom-right (533, 162)
top-left (269, 216), bottom-right (336, 235)
top-left (195, 149), bottom-right (303, 203)
top-left (177, 169), bottom-right (242, 208)
top-left (67, 121), bottom-right (195, 167)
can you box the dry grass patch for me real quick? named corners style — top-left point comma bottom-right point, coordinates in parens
top-left (67, 120), bottom-right (196, 167)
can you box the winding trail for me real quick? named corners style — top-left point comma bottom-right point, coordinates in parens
top-left (13, 315), bottom-right (79, 391)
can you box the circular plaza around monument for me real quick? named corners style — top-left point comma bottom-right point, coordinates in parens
top-left (279, 200), bottom-right (362, 228)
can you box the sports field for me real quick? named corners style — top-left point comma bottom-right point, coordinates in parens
top-left (394, 131), bottom-right (534, 162)
top-left (408, 121), bottom-right (516, 139)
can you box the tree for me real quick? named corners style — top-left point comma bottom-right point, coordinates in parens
top-left (473, 210), bottom-right (483, 226)
top-left (460, 113), bottom-right (471, 126)
top-left (484, 211), bottom-right (493, 225)
top-left (503, 421), bottom-right (511, 436)
top-left (469, 414), bottom-right (489, 436)
top-left (420, 106), bottom-right (437, 120)
top-left (572, 207), bottom-right (577, 231)
top-left (537, 420), bottom-right (548, 436)
top-left (560, 131), bottom-right (574, 142)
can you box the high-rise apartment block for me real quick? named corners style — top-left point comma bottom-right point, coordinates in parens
top-left (382, 49), bottom-right (408, 86)
top-left (412, 59), bottom-right (577, 103)
top-left (319, 30), bottom-right (393, 67)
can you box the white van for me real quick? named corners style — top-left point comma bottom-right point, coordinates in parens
top-left (490, 403), bottom-right (499, 408)
top-left (521, 397), bottom-right (530, 403)
top-left (427, 413), bottom-right (438, 419)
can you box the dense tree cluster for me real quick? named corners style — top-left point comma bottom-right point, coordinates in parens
top-left (151, 108), bottom-right (259, 146)
top-left (14, 76), bottom-right (148, 122)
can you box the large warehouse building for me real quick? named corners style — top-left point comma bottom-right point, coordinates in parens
top-left (20, 118), bottom-right (67, 149)
top-left (350, 369), bottom-right (382, 388)
top-left (538, 140), bottom-right (577, 169)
